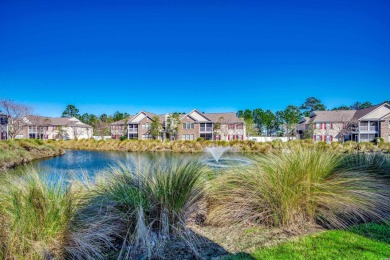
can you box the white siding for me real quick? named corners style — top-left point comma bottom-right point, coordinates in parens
top-left (361, 105), bottom-right (390, 120)
top-left (129, 113), bottom-right (146, 123)
top-left (189, 111), bottom-right (210, 122)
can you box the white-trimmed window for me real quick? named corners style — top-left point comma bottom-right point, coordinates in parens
top-left (182, 134), bottom-right (194, 140)
top-left (142, 134), bottom-right (152, 140)
top-left (142, 123), bottom-right (150, 130)
top-left (183, 122), bottom-right (194, 129)
top-left (316, 123), bottom-right (320, 129)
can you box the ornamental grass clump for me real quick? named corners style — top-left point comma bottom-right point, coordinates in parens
top-left (206, 147), bottom-right (390, 229)
top-left (0, 170), bottom-right (76, 258)
top-left (0, 169), bottom-right (116, 259)
top-left (339, 152), bottom-right (390, 179)
top-left (83, 157), bottom-right (209, 258)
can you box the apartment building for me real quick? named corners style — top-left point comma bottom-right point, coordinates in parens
top-left (110, 109), bottom-right (246, 141)
top-left (298, 103), bottom-right (390, 143)
top-left (0, 111), bottom-right (8, 140)
top-left (18, 115), bottom-right (93, 140)
top-left (110, 116), bottom-right (131, 139)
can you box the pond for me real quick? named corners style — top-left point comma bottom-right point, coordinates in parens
top-left (10, 150), bottom-right (249, 180)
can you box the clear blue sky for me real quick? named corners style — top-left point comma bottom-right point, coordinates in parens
top-left (1, 0), bottom-right (389, 116)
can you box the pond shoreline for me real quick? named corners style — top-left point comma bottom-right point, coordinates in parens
top-left (0, 140), bottom-right (65, 171)
top-left (53, 139), bottom-right (390, 153)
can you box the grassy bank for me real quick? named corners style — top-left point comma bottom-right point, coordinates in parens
top-left (54, 138), bottom-right (390, 153)
top-left (0, 139), bottom-right (64, 170)
top-left (0, 146), bottom-right (389, 258)
top-left (230, 222), bottom-right (390, 259)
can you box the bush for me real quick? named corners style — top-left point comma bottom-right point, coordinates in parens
top-left (0, 169), bottom-right (120, 259)
top-left (83, 157), bottom-right (210, 258)
top-left (119, 135), bottom-right (127, 141)
top-left (206, 147), bottom-right (390, 229)
top-left (196, 137), bottom-right (204, 142)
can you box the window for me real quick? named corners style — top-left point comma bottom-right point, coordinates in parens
top-left (129, 134), bottom-right (138, 139)
top-left (236, 124), bottom-right (243, 129)
top-left (142, 134), bottom-right (152, 140)
top-left (142, 122), bottom-right (150, 130)
top-left (200, 123), bottom-right (213, 132)
top-left (228, 124), bottom-right (235, 129)
top-left (326, 123), bottom-right (331, 130)
top-left (315, 135), bottom-right (320, 141)
top-left (129, 124), bottom-right (138, 133)
top-left (182, 134), bottom-right (194, 140)
top-left (182, 122), bottom-right (194, 129)
top-left (200, 133), bottom-right (213, 140)
top-left (316, 123), bottom-right (320, 129)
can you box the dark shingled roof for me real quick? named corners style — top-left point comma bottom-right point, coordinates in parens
top-left (351, 104), bottom-right (382, 121)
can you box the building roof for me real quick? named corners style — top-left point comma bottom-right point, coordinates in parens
top-left (309, 110), bottom-right (356, 123)
top-left (300, 103), bottom-right (390, 124)
top-left (110, 116), bottom-right (132, 126)
top-left (351, 104), bottom-right (382, 121)
top-left (24, 115), bottom-right (92, 128)
top-left (298, 117), bottom-right (310, 124)
top-left (127, 110), bottom-right (244, 124)
top-left (203, 112), bottom-right (245, 123)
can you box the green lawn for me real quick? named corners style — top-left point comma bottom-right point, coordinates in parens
top-left (229, 223), bottom-right (390, 260)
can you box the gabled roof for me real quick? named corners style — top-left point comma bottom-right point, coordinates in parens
top-left (352, 103), bottom-right (390, 121)
top-left (23, 115), bottom-right (92, 128)
top-left (187, 109), bottom-right (212, 122)
top-left (298, 117), bottom-right (310, 124)
top-left (111, 116), bottom-right (132, 126)
top-left (203, 112), bottom-right (245, 123)
top-left (128, 111), bottom-right (165, 124)
top-left (309, 110), bottom-right (356, 123)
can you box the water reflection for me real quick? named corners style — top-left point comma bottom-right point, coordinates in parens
top-left (7, 150), bottom-right (248, 181)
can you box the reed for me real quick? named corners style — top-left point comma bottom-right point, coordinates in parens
top-left (206, 147), bottom-right (390, 229)
top-left (78, 157), bottom-right (210, 258)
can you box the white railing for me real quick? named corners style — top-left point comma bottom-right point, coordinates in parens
top-left (128, 128), bottom-right (138, 133)
top-left (359, 126), bottom-right (377, 132)
top-left (200, 127), bottom-right (213, 132)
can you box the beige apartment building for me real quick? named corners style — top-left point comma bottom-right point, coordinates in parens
top-left (17, 115), bottom-right (93, 140)
top-left (110, 109), bottom-right (246, 141)
top-left (297, 103), bottom-right (390, 143)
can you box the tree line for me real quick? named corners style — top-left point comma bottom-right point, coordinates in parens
top-left (237, 97), bottom-right (390, 137)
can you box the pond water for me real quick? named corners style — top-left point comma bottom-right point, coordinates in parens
top-left (11, 150), bottom-right (248, 180)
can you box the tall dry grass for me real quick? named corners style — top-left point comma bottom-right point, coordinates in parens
top-left (0, 169), bottom-right (117, 259)
top-left (77, 157), bottom-right (210, 258)
top-left (206, 147), bottom-right (390, 229)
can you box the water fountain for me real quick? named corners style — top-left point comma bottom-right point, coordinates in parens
top-left (203, 146), bottom-right (251, 168)
top-left (204, 146), bottom-right (230, 162)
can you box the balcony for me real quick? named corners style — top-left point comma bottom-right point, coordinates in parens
top-left (200, 127), bottom-right (213, 132)
top-left (358, 126), bottom-right (377, 132)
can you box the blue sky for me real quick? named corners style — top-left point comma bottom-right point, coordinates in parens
top-left (1, 0), bottom-right (389, 116)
